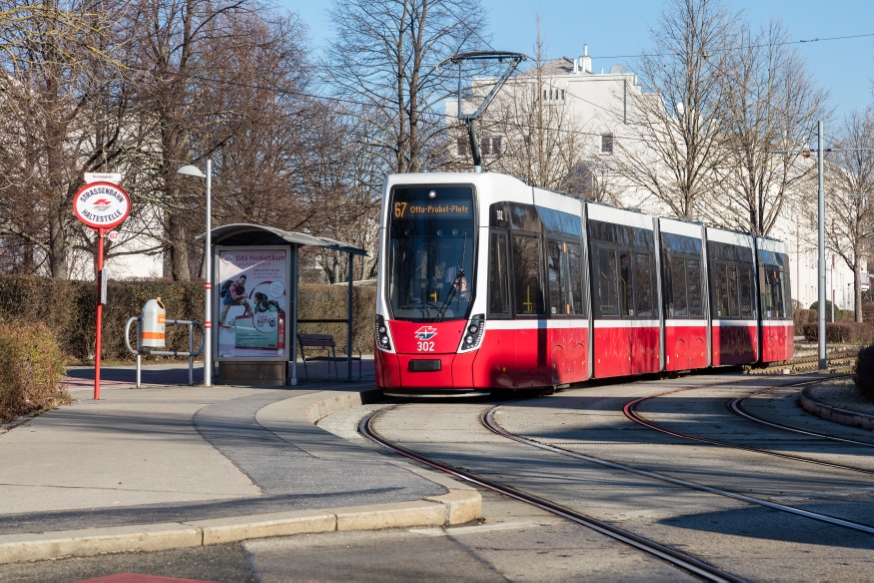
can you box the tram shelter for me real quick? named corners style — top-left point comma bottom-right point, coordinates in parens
top-left (197, 224), bottom-right (367, 386)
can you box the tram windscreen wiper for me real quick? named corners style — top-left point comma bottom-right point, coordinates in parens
top-left (434, 269), bottom-right (464, 323)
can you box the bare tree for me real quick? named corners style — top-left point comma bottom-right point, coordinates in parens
top-left (326, 0), bottom-right (489, 174)
top-left (129, 0), bottom-right (312, 280)
top-left (0, 0), bottom-right (116, 66)
top-left (824, 108), bottom-right (874, 321)
top-left (714, 20), bottom-right (829, 236)
top-left (0, 0), bottom-right (138, 278)
top-left (617, 0), bottom-right (737, 219)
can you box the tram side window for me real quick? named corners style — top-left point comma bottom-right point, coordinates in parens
top-left (488, 232), bottom-right (511, 316)
top-left (687, 259), bottom-right (703, 317)
top-left (546, 240), bottom-right (566, 315)
top-left (619, 250), bottom-right (634, 316)
top-left (598, 247), bottom-right (619, 316)
top-left (512, 234), bottom-right (545, 315)
top-left (781, 259), bottom-right (792, 317)
top-left (728, 265), bottom-right (739, 317)
top-left (671, 257), bottom-right (688, 317)
top-left (714, 263), bottom-right (729, 317)
top-left (740, 267), bottom-right (754, 318)
top-left (761, 266), bottom-right (785, 319)
top-left (635, 253), bottom-right (654, 318)
top-left (566, 243), bottom-right (584, 316)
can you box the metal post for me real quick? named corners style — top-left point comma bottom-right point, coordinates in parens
top-left (817, 120), bottom-right (827, 369)
top-left (347, 254), bottom-right (354, 382)
top-left (204, 159), bottom-right (213, 386)
top-left (290, 246), bottom-right (299, 386)
top-left (136, 354), bottom-right (141, 389)
top-left (188, 323), bottom-right (194, 386)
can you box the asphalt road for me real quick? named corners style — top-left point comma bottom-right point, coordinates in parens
top-left (5, 372), bottom-right (874, 582)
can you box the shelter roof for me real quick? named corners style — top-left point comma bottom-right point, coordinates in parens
top-left (196, 223), bottom-right (367, 256)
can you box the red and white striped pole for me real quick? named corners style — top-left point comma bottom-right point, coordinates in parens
top-left (204, 160), bottom-right (212, 386)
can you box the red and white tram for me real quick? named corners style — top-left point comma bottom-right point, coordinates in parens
top-left (374, 172), bottom-right (793, 395)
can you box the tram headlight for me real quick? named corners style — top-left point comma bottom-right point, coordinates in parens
top-left (375, 315), bottom-right (393, 352)
top-left (459, 314), bottom-right (485, 352)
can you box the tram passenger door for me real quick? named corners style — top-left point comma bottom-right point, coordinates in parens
top-left (594, 246), bottom-right (632, 377)
top-left (511, 233), bottom-right (548, 388)
top-left (630, 251), bottom-right (659, 374)
top-left (478, 231), bottom-right (515, 389)
top-left (547, 239), bottom-right (578, 383)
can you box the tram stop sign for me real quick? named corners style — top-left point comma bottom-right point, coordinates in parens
top-left (73, 181), bottom-right (130, 232)
top-left (72, 180), bottom-right (131, 401)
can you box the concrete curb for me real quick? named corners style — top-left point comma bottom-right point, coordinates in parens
top-left (800, 387), bottom-right (874, 431)
top-left (0, 492), bottom-right (481, 565)
top-left (0, 388), bottom-right (482, 565)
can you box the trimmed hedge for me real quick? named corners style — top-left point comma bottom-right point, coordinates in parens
top-left (793, 309), bottom-right (810, 335)
top-left (809, 300), bottom-right (842, 322)
top-left (0, 319), bottom-right (69, 424)
top-left (0, 276), bottom-right (376, 362)
top-left (802, 321), bottom-right (874, 344)
top-left (854, 344), bottom-right (874, 402)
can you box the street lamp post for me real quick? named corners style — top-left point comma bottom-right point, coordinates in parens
top-left (177, 161), bottom-right (212, 386)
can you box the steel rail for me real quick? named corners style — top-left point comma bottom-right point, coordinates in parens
top-left (483, 404), bottom-right (874, 537)
top-left (624, 376), bottom-right (874, 476)
top-left (359, 409), bottom-right (744, 583)
top-left (728, 384), bottom-right (874, 448)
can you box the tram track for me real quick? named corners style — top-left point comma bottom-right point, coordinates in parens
top-left (359, 407), bottom-right (744, 583)
top-left (360, 374), bottom-right (874, 582)
top-left (728, 385), bottom-right (874, 448)
top-left (623, 376), bottom-right (874, 476)
top-left (746, 348), bottom-right (859, 375)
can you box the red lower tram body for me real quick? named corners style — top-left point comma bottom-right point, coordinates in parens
top-left (375, 318), bottom-right (793, 392)
top-left (375, 173), bottom-right (795, 395)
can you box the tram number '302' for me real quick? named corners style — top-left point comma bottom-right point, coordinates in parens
top-left (417, 341), bottom-right (435, 352)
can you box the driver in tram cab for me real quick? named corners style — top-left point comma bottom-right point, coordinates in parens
top-left (454, 275), bottom-right (471, 301)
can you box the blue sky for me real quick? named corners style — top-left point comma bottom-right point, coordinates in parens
top-left (281, 0), bottom-right (874, 122)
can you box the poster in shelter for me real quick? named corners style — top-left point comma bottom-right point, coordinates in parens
top-left (217, 249), bottom-right (287, 358)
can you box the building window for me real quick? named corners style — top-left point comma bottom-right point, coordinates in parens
top-left (481, 136), bottom-right (502, 156)
top-left (457, 137), bottom-right (468, 157)
top-left (601, 133), bottom-right (614, 154)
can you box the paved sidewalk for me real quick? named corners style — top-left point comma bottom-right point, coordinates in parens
top-left (0, 365), bottom-right (479, 564)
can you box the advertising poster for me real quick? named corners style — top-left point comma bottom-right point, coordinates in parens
top-left (217, 249), bottom-right (287, 358)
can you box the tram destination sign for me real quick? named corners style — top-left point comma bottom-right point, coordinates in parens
top-left (73, 181), bottom-right (131, 231)
top-left (393, 201), bottom-right (472, 219)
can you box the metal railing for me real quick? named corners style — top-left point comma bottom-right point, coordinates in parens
top-left (124, 317), bottom-right (204, 388)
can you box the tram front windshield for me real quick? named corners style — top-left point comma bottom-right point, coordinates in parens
top-left (388, 186), bottom-right (476, 322)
